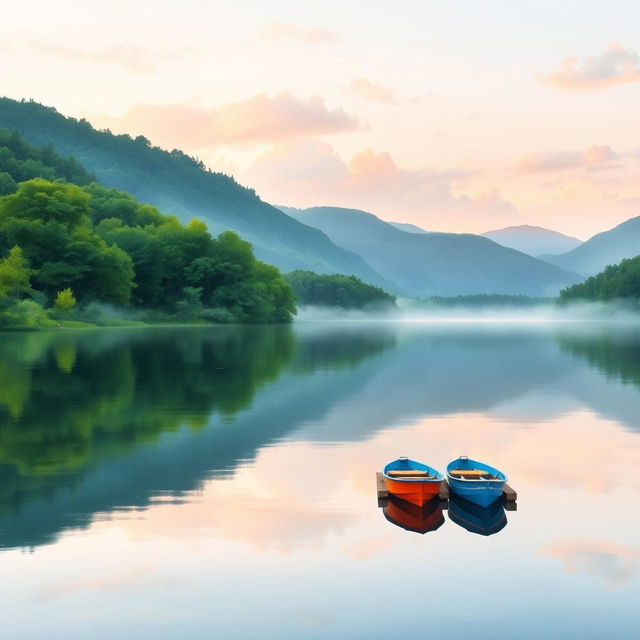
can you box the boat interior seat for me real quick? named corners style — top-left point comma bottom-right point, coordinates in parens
top-left (450, 469), bottom-right (495, 479)
top-left (387, 470), bottom-right (434, 478)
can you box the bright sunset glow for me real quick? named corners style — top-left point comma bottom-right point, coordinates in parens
top-left (4, 1), bottom-right (640, 236)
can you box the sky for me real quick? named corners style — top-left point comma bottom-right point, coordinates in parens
top-left (2, 0), bottom-right (640, 237)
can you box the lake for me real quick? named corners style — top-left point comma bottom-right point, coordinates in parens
top-left (0, 321), bottom-right (639, 639)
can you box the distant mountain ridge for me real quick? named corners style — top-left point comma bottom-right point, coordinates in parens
top-left (482, 224), bottom-right (582, 257)
top-left (541, 216), bottom-right (640, 276)
top-left (388, 221), bottom-right (429, 234)
top-left (286, 206), bottom-right (582, 297)
top-left (0, 97), bottom-right (389, 287)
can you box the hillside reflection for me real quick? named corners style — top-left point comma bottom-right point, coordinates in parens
top-left (0, 322), bottom-right (639, 551)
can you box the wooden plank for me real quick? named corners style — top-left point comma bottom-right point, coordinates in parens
top-left (503, 483), bottom-right (517, 502)
top-left (376, 472), bottom-right (388, 499)
top-left (387, 470), bottom-right (431, 478)
top-left (439, 480), bottom-right (450, 500)
top-left (449, 470), bottom-right (494, 478)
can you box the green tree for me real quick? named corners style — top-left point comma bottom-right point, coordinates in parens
top-left (0, 246), bottom-right (31, 299)
top-left (558, 255), bottom-right (640, 304)
top-left (54, 288), bottom-right (76, 314)
top-left (285, 270), bottom-right (396, 310)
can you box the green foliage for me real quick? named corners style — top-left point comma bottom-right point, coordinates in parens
top-left (0, 246), bottom-right (31, 299)
top-left (558, 256), bottom-right (640, 304)
top-left (0, 179), bottom-right (135, 304)
top-left (0, 299), bottom-right (55, 329)
top-left (0, 128), bottom-right (94, 186)
top-left (54, 288), bottom-right (77, 313)
top-left (0, 125), bottom-right (297, 327)
top-left (285, 270), bottom-right (396, 309)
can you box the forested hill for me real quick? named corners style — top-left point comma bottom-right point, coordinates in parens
top-left (0, 130), bottom-right (297, 326)
top-left (0, 97), bottom-right (388, 287)
top-left (558, 255), bottom-right (640, 304)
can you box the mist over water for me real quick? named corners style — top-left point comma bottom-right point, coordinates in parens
top-left (295, 300), bottom-right (640, 325)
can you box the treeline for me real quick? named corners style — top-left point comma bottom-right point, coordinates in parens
top-left (558, 256), bottom-right (640, 305)
top-left (0, 130), bottom-right (296, 327)
top-left (285, 270), bottom-right (396, 309)
top-left (416, 294), bottom-right (553, 308)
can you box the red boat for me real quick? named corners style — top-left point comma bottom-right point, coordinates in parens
top-left (383, 457), bottom-right (444, 506)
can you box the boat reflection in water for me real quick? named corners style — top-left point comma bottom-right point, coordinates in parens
top-left (383, 494), bottom-right (445, 534)
top-left (448, 493), bottom-right (507, 536)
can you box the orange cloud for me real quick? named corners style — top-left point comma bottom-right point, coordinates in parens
top-left (32, 41), bottom-right (178, 74)
top-left (348, 78), bottom-right (397, 104)
top-left (245, 140), bottom-right (514, 231)
top-left (513, 145), bottom-right (621, 174)
top-left (91, 93), bottom-right (359, 149)
top-left (541, 539), bottom-right (639, 588)
top-left (541, 45), bottom-right (640, 89)
top-left (260, 21), bottom-right (340, 44)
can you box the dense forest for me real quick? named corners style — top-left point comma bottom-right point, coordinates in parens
top-left (558, 255), bottom-right (640, 304)
top-left (0, 129), bottom-right (296, 328)
top-left (285, 270), bottom-right (396, 309)
top-left (0, 97), bottom-right (389, 284)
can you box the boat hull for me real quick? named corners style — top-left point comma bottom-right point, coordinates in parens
top-left (446, 456), bottom-right (507, 507)
top-left (384, 477), bottom-right (442, 506)
top-left (447, 477), bottom-right (505, 507)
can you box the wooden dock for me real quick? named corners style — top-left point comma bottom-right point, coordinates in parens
top-left (376, 472), bottom-right (517, 509)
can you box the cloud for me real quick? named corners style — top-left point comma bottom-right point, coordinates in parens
top-left (541, 539), bottom-right (639, 588)
top-left (244, 140), bottom-right (514, 231)
top-left (513, 145), bottom-right (621, 174)
top-left (33, 565), bottom-right (154, 604)
top-left (31, 41), bottom-right (179, 74)
top-left (90, 93), bottom-right (359, 149)
top-left (348, 78), bottom-right (397, 104)
top-left (260, 21), bottom-right (340, 44)
top-left (541, 45), bottom-right (640, 89)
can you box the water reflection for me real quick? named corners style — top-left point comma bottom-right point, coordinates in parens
top-left (448, 494), bottom-right (508, 536)
top-left (0, 322), bottom-right (639, 553)
top-left (383, 495), bottom-right (445, 534)
top-left (0, 322), bottom-right (639, 638)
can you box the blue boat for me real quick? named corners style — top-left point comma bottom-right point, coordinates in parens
top-left (448, 493), bottom-right (507, 536)
top-left (446, 456), bottom-right (506, 507)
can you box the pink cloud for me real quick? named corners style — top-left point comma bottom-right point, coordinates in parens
top-left (260, 21), bottom-right (341, 44)
top-left (90, 93), bottom-right (359, 149)
top-left (513, 145), bottom-right (621, 174)
top-left (244, 140), bottom-right (514, 231)
top-left (348, 78), bottom-right (397, 104)
top-left (541, 45), bottom-right (640, 89)
top-left (32, 41), bottom-right (178, 74)
top-left (541, 539), bottom-right (639, 588)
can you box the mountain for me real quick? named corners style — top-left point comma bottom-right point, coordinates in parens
top-left (0, 98), bottom-right (388, 286)
top-left (388, 221), bottom-right (428, 234)
top-left (541, 216), bottom-right (640, 277)
top-left (482, 225), bottom-right (581, 257)
top-left (285, 206), bottom-right (582, 297)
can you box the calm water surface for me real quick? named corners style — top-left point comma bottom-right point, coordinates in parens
top-left (0, 322), bottom-right (639, 639)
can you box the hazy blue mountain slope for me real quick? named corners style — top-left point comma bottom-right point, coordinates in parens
top-left (388, 221), bottom-right (429, 234)
top-left (482, 224), bottom-right (581, 257)
top-left (0, 98), bottom-right (388, 285)
top-left (541, 216), bottom-right (640, 276)
top-left (288, 206), bottom-right (582, 297)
